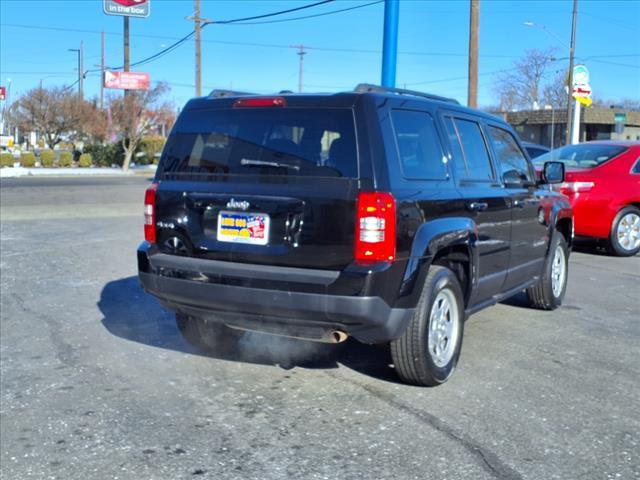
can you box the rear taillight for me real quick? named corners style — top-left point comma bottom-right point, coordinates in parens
top-left (355, 192), bottom-right (396, 263)
top-left (144, 182), bottom-right (159, 243)
top-left (558, 181), bottom-right (595, 195)
top-left (233, 97), bottom-right (286, 108)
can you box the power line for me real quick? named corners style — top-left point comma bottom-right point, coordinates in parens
top-left (83, 0), bottom-right (347, 74)
top-left (580, 12), bottom-right (637, 31)
top-left (0, 23), bottom-right (525, 59)
top-left (210, 0), bottom-right (334, 24)
top-left (220, 1), bottom-right (382, 25)
top-left (585, 59), bottom-right (640, 69)
top-left (10, 22), bottom-right (637, 61)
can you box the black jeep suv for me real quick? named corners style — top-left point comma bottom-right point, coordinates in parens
top-left (138, 84), bottom-right (572, 386)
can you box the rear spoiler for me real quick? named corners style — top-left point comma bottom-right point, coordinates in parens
top-left (208, 89), bottom-right (256, 98)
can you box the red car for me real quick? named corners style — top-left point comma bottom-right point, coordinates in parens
top-left (533, 141), bottom-right (640, 256)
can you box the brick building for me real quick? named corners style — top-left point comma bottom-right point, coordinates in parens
top-left (496, 108), bottom-right (640, 148)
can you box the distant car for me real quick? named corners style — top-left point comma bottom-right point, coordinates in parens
top-left (522, 142), bottom-right (550, 159)
top-left (533, 141), bottom-right (640, 256)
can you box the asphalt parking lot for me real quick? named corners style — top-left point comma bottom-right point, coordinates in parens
top-left (1, 176), bottom-right (638, 480)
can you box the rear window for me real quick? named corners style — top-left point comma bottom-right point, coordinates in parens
top-left (532, 144), bottom-right (627, 168)
top-left (160, 107), bottom-right (357, 178)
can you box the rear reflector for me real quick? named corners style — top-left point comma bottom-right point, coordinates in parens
top-left (233, 97), bottom-right (286, 108)
top-left (355, 192), bottom-right (396, 263)
top-left (144, 182), bottom-right (159, 243)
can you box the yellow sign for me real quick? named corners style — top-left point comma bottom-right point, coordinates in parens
top-left (575, 96), bottom-right (592, 107)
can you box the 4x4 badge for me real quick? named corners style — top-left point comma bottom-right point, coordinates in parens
top-left (226, 198), bottom-right (250, 211)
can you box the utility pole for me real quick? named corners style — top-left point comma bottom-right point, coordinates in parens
top-left (291, 45), bottom-right (307, 93)
top-left (124, 16), bottom-right (130, 98)
top-left (195, 0), bottom-right (202, 97)
top-left (100, 31), bottom-right (105, 110)
top-left (68, 44), bottom-right (82, 99)
top-left (566, 0), bottom-right (578, 144)
top-left (187, 1), bottom-right (211, 97)
top-left (381, 0), bottom-right (399, 87)
top-left (79, 40), bottom-right (84, 100)
top-left (467, 0), bottom-right (479, 108)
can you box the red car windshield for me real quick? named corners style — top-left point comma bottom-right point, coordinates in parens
top-left (533, 144), bottom-right (628, 168)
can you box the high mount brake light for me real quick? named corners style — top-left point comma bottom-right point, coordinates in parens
top-left (354, 192), bottom-right (396, 263)
top-left (144, 182), bottom-right (159, 243)
top-left (233, 97), bottom-right (287, 108)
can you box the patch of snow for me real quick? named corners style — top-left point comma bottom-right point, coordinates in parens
top-left (0, 165), bottom-right (157, 178)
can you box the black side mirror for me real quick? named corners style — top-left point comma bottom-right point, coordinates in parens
top-left (542, 161), bottom-right (565, 184)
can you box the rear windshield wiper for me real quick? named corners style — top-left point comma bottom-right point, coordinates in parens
top-left (240, 158), bottom-right (300, 171)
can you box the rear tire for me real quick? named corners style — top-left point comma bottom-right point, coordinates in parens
top-left (608, 206), bottom-right (640, 257)
top-left (527, 233), bottom-right (568, 310)
top-left (176, 313), bottom-right (243, 351)
top-left (390, 266), bottom-right (465, 387)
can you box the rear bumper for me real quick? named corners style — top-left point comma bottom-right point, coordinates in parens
top-left (137, 244), bottom-right (414, 344)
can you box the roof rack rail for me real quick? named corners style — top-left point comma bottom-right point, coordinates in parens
top-left (208, 89), bottom-right (255, 98)
top-left (354, 83), bottom-right (459, 105)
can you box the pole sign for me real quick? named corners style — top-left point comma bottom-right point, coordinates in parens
top-left (104, 71), bottom-right (150, 90)
top-left (0, 86), bottom-right (5, 101)
top-left (103, 0), bottom-right (150, 18)
top-left (572, 64), bottom-right (592, 107)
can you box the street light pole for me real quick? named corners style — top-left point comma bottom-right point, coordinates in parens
top-left (567, 0), bottom-right (579, 144)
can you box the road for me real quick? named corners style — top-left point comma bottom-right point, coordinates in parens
top-left (1, 176), bottom-right (638, 480)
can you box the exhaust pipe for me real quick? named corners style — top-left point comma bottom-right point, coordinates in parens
top-left (330, 330), bottom-right (348, 343)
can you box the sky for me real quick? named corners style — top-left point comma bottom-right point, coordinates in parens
top-left (1, 0), bottom-right (639, 109)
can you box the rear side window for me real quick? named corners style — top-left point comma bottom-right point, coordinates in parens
top-left (390, 110), bottom-right (447, 180)
top-left (160, 108), bottom-right (357, 178)
top-left (487, 126), bottom-right (533, 184)
top-left (444, 117), bottom-right (494, 181)
top-left (532, 144), bottom-right (628, 168)
top-left (633, 158), bottom-right (640, 174)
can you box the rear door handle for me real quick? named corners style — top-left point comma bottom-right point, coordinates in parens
top-left (467, 201), bottom-right (488, 212)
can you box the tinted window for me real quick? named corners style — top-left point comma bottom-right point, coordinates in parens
top-left (391, 110), bottom-right (446, 179)
top-left (444, 117), bottom-right (494, 181)
top-left (488, 127), bottom-right (533, 184)
top-left (633, 158), bottom-right (640, 174)
top-left (532, 144), bottom-right (628, 168)
top-left (160, 108), bottom-right (357, 178)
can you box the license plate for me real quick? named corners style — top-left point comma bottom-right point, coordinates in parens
top-left (217, 211), bottom-right (270, 245)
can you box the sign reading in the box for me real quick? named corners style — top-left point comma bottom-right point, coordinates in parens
top-left (217, 212), bottom-right (270, 245)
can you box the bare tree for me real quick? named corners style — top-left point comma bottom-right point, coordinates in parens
top-left (108, 83), bottom-right (172, 171)
top-left (8, 86), bottom-right (104, 148)
top-left (542, 69), bottom-right (569, 108)
top-left (493, 48), bottom-right (558, 110)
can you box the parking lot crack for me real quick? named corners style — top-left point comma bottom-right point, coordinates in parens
top-left (10, 293), bottom-right (78, 367)
top-left (325, 371), bottom-right (522, 480)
